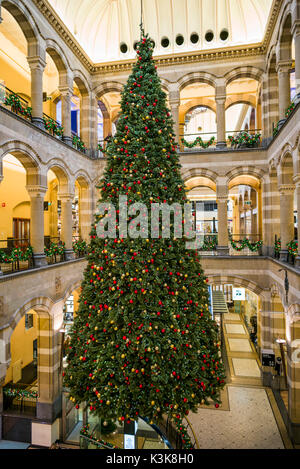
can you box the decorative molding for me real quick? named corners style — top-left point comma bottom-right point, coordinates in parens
top-left (31, 0), bottom-right (282, 75)
top-left (31, 0), bottom-right (93, 72)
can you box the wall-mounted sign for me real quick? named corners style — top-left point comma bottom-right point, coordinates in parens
top-left (262, 349), bottom-right (275, 367)
top-left (233, 287), bottom-right (245, 301)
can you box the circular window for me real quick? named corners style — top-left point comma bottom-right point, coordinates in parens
top-left (205, 31), bottom-right (214, 43)
top-left (176, 34), bottom-right (184, 46)
top-left (190, 33), bottom-right (199, 44)
top-left (120, 43), bottom-right (128, 54)
top-left (161, 37), bottom-right (170, 48)
top-left (220, 29), bottom-right (229, 41)
top-left (150, 39), bottom-right (155, 49)
top-left (133, 41), bottom-right (139, 50)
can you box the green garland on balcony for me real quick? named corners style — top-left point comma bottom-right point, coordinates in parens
top-left (43, 116), bottom-right (64, 137)
top-left (98, 143), bottom-right (107, 153)
top-left (274, 239), bottom-right (281, 253)
top-left (285, 102), bottom-right (295, 119)
top-left (228, 131), bottom-right (261, 147)
top-left (73, 240), bottom-right (87, 254)
top-left (174, 418), bottom-right (194, 449)
top-left (200, 238), bottom-right (217, 251)
top-left (287, 240), bottom-right (298, 257)
top-left (73, 135), bottom-right (86, 151)
top-left (230, 238), bottom-right (262, 252)
top-left (181, 136), bottom-right (215, 149)
top-left (3, 387), bottom-right (38, 399)
top-left (0, 246), bottom-right (33, 264)
top-left (80, 424), bottom-right (120, 449)
top-left (44, 242), bottom-right (65, 257)
top-left (4, 92), bottom-right (32, 119)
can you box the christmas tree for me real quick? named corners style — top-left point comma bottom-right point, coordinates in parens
top-left (64, 30), bottom-right (225, 429)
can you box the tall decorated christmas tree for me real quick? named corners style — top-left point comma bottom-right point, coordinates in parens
top-left (64, 28), bottom-right (225, 436)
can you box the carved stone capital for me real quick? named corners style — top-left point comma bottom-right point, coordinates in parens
top-left (278, 184), bottom-right (296, 195)
top-left (26, 185), bottom-right (48, 198)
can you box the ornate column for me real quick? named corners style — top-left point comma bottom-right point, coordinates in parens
top-left (294, 175), bottom-right (300, 268)
top-left (90, 93), bottom-right (100, 152)
top-left (216, 178), bottom-right (229, 255)
top-left (279, 184), bottom-right (295, 261)
top-left (26, 185), bottom-right (48, 267)
top-left (78, 186), bottom-right (91, 243)
top-left (59, 192), bottom-right (75, 260)
top-left (80, 93), bottom-right (92, 149)
top-left (168, 88), bottom-right (180, 146)
top-left (286, 308), bottom-right (300, 444)
top-left (215, 84), bottom-right (227, 149)
top-left (292, 24), bottom-right (300, 103)
top-left (277, 61), bottom-right (292, 124)
top-left (262, 173), bottom-right (280, 256)
top-left (27, 56), bottom-right (46, 129)
top-left (35, 309), bottom-right (62, 424)
top-left (59, 84), bottom-right (73, 146)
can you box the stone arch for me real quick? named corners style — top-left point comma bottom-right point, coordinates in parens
top-left (73, 70), bottom-right (90, 97)
top-left (225, 94), bottom-right (257, 111)
top-left (159, 77), bottom-right (170, 94)
top-left (207, 274), bottom-right (264, 296)
top-left (226, 167), bottom-right (265, 186)
top-left (181, 168), bottom-right (218, 185)
top-left (178, 72), bottom-right (217, 91)
top-left (0, 140), bottom-right (42, 185)
top-left (47, 160), bottom-right (72, 194)
top-left (277, 11), bottom-right (293, 62)
top-left (94, 81), bottom-right (124, 99)
top-left (278, 150), bottom-right (294, 185)
top-left (180, 98), bottom-right (216, 120)
top-left (224, 67), bottom-right (263, 86)
top-left (2, 0), bottom-right (41, 56)
top-left (45, 39), bottom-right (69, 74)
top-left (4, 296), bottom-right (54, 344)
top-left (62, 281), bottom-right (82, 306)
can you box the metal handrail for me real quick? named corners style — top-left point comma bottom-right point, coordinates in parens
top-left (0, 82), bottom-right (29, 106)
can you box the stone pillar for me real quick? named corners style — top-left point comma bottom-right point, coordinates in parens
top-left (26, 185), bottom-right (48, 267)
top-left (90, 94), bottom-right (100, 153)
top-left (27, 56), bottom-right (46, 129)
top-left (215, 84), bottom-right (227, 149)
top-left (59, 85), bottom-right (73, 146)
top-left (259, 292), bottom-right (286, 387)
top-left (286, 311), bottom-right (300, 444)
top-left (277, 62), bottom-right (292, 123)
top-left (78, 186), bottom-right (91, 243)
top-left (80, 93), bottom-right (91, 148)
top-left (279, 184), bottom-right (295, 261)
top-left (36, 311), bottom-right (62, 422)
top-left (168, 88), bottom-right (180, 146)
top-left (293, 25), bottom-right (300, 103)
top-left (294, 176), bottom-right (300, 268)
top-left (216, 178), bottom-right (229, 255)
top-left (59, 192), bottom-right (75, 260)
top-left (262, 173), bottom-right (281, 256)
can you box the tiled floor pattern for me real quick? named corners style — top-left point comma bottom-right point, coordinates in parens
top-left (223, 312), bottom-right (262, 386)
top-left (187, 312), bottom-right (288, 449)
top-left (189, 386), bottom-right (284, 449)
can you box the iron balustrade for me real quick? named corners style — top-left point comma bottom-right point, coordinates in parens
top-left (0, 83), bottom-right (32, 121)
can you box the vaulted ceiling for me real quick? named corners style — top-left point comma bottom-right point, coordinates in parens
top-left (47, 0), bottom-right (274, 63)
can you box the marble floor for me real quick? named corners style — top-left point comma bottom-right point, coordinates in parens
top-left (186, 311), bottom-right (288, 449)
top-left (189, 386), bottom-right (285, 449)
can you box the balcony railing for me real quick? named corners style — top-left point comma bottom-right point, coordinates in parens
top-left (0, 83), bottom-right (32, 121)
top-left (3, 382), bottom-right (38, 417)
top-left (179, 129), bottom-right (263, 151)
top-left (0, 237), bottom-right (87, 275)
